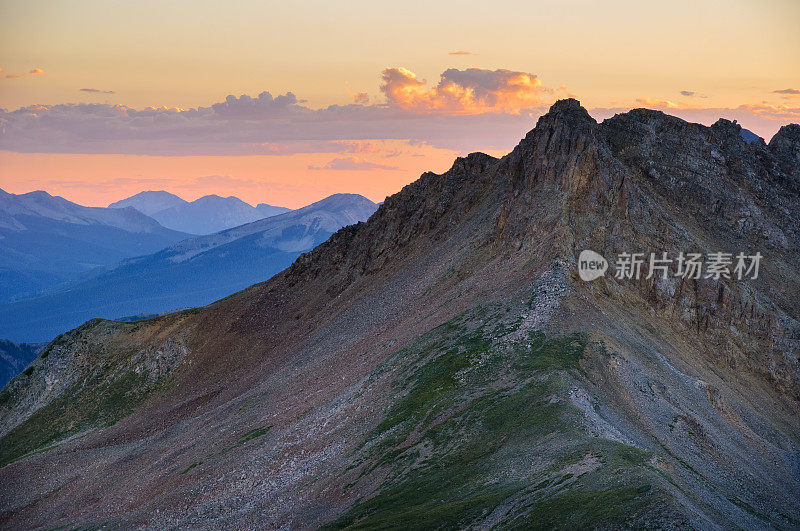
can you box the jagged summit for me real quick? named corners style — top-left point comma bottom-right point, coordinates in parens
top-left (522, 98), bottom-right (597, 143)
top-left (541, 97), bottom-right (596, 122)
top-left (770, 123), bottom-right (800, 181)
top-left (1, 103), bottom-right (799, 528)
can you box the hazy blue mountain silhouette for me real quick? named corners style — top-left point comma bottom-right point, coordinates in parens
top-left (0, 189), bottom-right (191, 303)
top-left (111, 192), bottom-right (292, 234)
top-left (108, 190), bottom-right (188, 215)
top-left (0, 193), bottom-right (377, 342)
top-left (740, 127), bottom-right (761, 144)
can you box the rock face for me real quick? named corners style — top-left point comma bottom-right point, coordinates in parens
top-left (0, 100), bottom-right (798, 529)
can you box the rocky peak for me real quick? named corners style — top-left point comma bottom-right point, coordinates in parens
top-left (769, 123), bottom-right (800, 178)
top-left (710, 118), bottom-right (749, 149)
top-left (533, 98), bottom-right (596, 130)
top-left (522, 98), bottom-right (598, 152)
top-left (770, 123), bottom-right (800, 146)
top-left (505, 99), bottom-right (603, 196)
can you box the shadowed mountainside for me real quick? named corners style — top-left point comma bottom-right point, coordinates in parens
top-left (0, 100), bottom-right (798, 529)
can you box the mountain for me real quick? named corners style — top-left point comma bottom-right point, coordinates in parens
top-left (1, 101), bottom-right (798, 528)
top-left (0, 193), bottom-right (378, 342)
top-left (740, 127), bottom-right (761, 144)
top-left (0, 190), bottom-right (191, 303)
top-left (255, 202), bottom-right (290, 218)
top-left (0, 340), bottom-right (42, 389)
top-left (108, 190), bottom-right (188, 216)
top-left (110, 191), bottom-right (292, 234)
top-left (145, 194), bottom-right (291, 234)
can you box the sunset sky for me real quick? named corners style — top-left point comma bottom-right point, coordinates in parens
top-left (1, 0), bottom-right (798, 208)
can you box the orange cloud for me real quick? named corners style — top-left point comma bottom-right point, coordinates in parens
top-left (344, 83), bottom-right (369, 105)
top-left (635, 97), bottom-right (698, 110)
top-left (636, 96), bottom-right (800, 121)
top-left (449, 50), bottom-right (473, 55)
top-left (381, 67), bottom-right (546, 115)
top-left (736, 102), bottom-right (800, 120)
top-left (4, 68), bottom-right (44, 79)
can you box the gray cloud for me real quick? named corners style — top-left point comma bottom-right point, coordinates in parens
top-left (210, 91), bottom-right (307, 118)
top-left (0, 86), bottom-right (539, 155)
top-left (680, 90), bottom-right (695, 97)
top-left (1, 69), bottom-right (797, 156)
top-left (80, 88), bottom-right (115, 94)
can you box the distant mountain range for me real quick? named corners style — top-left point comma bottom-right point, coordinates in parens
top-left (0, 189), bottom-right (191, 303)
top-left (0, 193), bottom-right (377, 342)
top-left (109, 191), bottom-right (291, 234)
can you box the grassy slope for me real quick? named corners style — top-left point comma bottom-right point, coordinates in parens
top-left (327, 305), bottom-right (680, 529)
top-left (0, 318), bottom-right (187, 466)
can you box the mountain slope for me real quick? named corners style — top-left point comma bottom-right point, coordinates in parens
top-left (0, 101), bottom-right (798, 529)
top-left (0, 190), bottom-right (191, 303)
top-left (108, 190), bottom-right (188, 216)
top-left (256, 202), bottom-right (290, 218)
top-left (0, 194), bottom-right (378, 342)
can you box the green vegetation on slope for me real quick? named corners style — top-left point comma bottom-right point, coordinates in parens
top-left (0, 330), bottom-right (181, 467)
top-left (0, 368), bottom-right (162, 466)
top-left (328, 305), bottom-right (668, 529)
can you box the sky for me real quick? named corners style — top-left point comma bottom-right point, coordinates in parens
top-left (0, 0), bottom-right (798, 208)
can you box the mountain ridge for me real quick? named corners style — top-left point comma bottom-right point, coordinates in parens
top-left (0, 193), bottom-right (378, 342)
top-left (108, 190), bottom-right (188, 216)
top-left (111, 192), bottom-right (293, 234)
top-left (0, 190), bottom-right (192, 303)
top-left (1, 189), bottom-right (176, 233)
top-left (1, 100), bottom-right (798, 528)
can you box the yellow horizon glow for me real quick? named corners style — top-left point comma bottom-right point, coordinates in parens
top-left (0, 142), bottom-right (481, 208)
top-left (1, 0), bottom-right (797, 111)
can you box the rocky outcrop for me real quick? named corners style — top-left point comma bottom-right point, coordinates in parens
top-left (0, 315), bottom-right (191, 445)
top-left (769, 123), bottom-right (800, 190)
